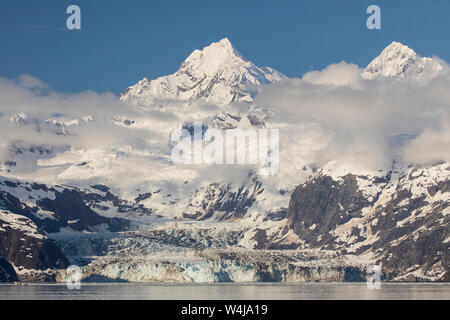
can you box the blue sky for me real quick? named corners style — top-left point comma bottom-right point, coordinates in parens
top-left (1, 0), bottom-right (450, 95)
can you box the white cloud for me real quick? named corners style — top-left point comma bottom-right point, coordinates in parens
top-left (1, 64), bottom-right (449, 184)
top-left (302, 61), bottom-right (362, 87)
top-left (255, 62), bottom-right (450, 170)
top-left (17, 74), bottom-right (49, 89)
top-left (402, 120), bottom-right (450, 165)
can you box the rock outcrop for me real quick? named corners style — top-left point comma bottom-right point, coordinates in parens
top-left (0, 256), bottom-right (19, 282)
top-left (286, 164), bottom-right (450, 281)
top-left (0, 211), bottom-right (69, 271)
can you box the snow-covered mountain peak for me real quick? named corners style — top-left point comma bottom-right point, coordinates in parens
top-left (383, 41), bottom-right (416, 57)
top-left (180, 37), bottom-right (244, 75)
top-left (183, 38), bottom-right (238, 62)
top-left (119, 38), bottom-right (286, 106)
top-left (362, 41), bottom-right (443, 80)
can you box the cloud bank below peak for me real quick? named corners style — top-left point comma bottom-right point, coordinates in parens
top-left (255, 56), bottom-right (450, 169)
top-left (1, 40), bottom-right (450, 178)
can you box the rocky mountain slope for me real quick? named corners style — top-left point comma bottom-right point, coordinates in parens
top-left (0, 256), bottom-right (18, 282)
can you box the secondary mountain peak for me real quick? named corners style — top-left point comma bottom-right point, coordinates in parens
top-left (362, 41), bottom-right (443, 80)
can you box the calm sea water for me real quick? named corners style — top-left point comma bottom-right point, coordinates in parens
top-left (0, 283), bottom-right (449, 300)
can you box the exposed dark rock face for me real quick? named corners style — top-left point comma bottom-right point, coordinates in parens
top-left (0, 180), bottom-right (130, 234)
top-left (0, 211), bottom-right (69, 271)
top-left (37, 189), bottom-right (128, 232)
top-left (286, 166), bottom-right (450, 281)
top-left (287, 173), bottom-right (379, 249)
top-left (368, 187), bottom-right (449, 280)
top-left (0, 178), bottom-right (135, 274)
top-left (183, 177), bottom-right (264, 221)
top-left (263, 208), bottom-right (287, 222)
top-left (252, 229), bottom-right (269, 250)
top-left (247, 114), bottom-right (264, 127)
top-left (0, 256), bottom-right (19, 282)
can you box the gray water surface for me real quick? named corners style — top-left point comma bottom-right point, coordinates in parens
top-left (1, 283), bottom-right (449, 300)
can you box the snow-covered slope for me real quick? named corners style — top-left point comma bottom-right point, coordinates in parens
top-left (362, 41), bottom-right (444, 80)
top-left (119, 38), bottom-right (286, 106)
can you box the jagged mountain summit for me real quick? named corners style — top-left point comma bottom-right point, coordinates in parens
top-left (119, 38), bottom-right (286, 106)
top-left (362, 41), bottom-right (444, 80)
